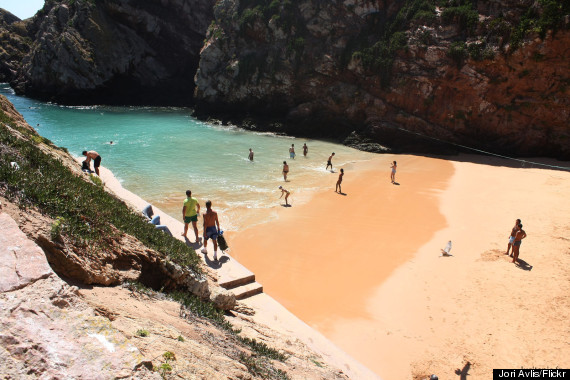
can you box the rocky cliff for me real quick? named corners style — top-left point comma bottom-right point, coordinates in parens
top-left (195, 0), bottom-right (570, 158)
top-left (1, 0), bottom-right (568, 158)
top-left (0, 94), bottom-right (353, 379)
top-left (2, 0), bottom-right (215, 105)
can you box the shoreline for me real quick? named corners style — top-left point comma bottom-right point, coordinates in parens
top-left (86, 153), bottom-right (570, 379)
top-left (87, 157), bottom-right (380, 379)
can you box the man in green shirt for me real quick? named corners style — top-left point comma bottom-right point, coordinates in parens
top-left (182, 189), bottom-right (200, 242)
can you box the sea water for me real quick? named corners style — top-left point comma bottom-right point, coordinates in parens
top-left (1, 84), bottom-right (374, 231)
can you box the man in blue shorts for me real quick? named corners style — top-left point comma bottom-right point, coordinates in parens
top-left (201, 200), bottom-right (221, 261)
top-left (182, 190), bottom-right (200, 242)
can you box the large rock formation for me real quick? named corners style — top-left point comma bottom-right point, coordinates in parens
top-left (195, 0), bottom-right (570, 158)
top-left (0, 0), bottom-right (568, 158)
top-left (0, 212), bottom-right (157, 379)
top-left (5, 0), bottom-right (215, 105)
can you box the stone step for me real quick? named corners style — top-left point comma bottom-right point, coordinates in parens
top-left (230, 281), bottom-right (263, 300)
top-left (219, 273), bottom-right (256, 290)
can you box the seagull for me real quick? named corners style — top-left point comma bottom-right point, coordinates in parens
top-left (440, 241), bottom-right (452, 256)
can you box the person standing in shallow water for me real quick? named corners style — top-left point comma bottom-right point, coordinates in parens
top-left (289, 144), bottom-right (296, 159)
top-left (182, 190), bottom-right (200, 242)
top-left (336, 168), bottom-right (344, 193)
top-left (390, 161), bottom-right (397, 183)
top-left (326, 152), bottom-right (335, 171)
top-left (505, 218), bottom-right (521, 256)
top-left (248, 148), bottom-right (254, 161)
top-left (282, 161), bottom-right (289, 181)
top-left (303, 143), bottom-right (308, 157)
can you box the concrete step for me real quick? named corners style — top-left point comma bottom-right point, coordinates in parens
top-left (231, 281), bottom-right (263, 300)
top-left (219, 273), bottom-right (256, 290)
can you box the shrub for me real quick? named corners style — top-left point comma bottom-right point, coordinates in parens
top-left (441, 4), bottom-right (479, 33)
top-left (50, 216), bottom-right (65, 240)
top-left (447, 41), bottom-right (468, 66)
top-left (135, 329), bottom-right (149, 337)
top-left (0, 120), bottom-right (201, 273)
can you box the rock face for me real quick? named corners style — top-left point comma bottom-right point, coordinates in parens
top-left (1, 0), bottom-right (568, 157)
top-left (0, 212), bottom-right (156, 379)
top-left (7, 0), bottom-right (215, 105)
top-left (195, 0), bottom-right (570, 158)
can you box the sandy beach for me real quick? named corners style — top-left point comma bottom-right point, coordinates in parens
top-left (231, 154), bottom-right (570, 379)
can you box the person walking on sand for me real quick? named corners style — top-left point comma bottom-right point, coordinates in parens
top-left (289, 144), bottom-right (296, 159)
top-left (282, 161), bottom-right (289, 181)
top-left (390, 161), bottom-right (397, 183)
top-left (326, 152), bottom-right (335, 171)
top-left (201, 200), bottom-right (221, 261)
top-left (82, 150), bottom-right (101, 176)
top-left (182, 190), bottom-right (200, 242)
top-left (248, 148), bottom-right (254, 161)
top-left (303, 143), bottom-right (308, 157)
top-left (278, 186), bottom-right (290, 206)
top-left (512, 223), bottom-right (527, 263)
top-left (336, 168), bottom-right (344, 193)
top-left (505, 218), bottom-right (521, 256)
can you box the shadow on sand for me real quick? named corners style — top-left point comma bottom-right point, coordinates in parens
top-left (183, 236), bottom-right (202, 250)
top-left (515, 258), bottom-right (533, 271)
top-left (281, 204), bottom-right (292, 207)
top-left (455, 361), bottom-right (471, 380)
top-left (203, 253), bottom-right (229, 269)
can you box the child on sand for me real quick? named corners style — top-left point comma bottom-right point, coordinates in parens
top-left (278, 186), bottom-right (290, 206)
top-left (336, 168), bottom-right (344, 193)
top-left (390, 161), bottom-right (397, 183)
top-left (326, 153), bottom-right (335, 171)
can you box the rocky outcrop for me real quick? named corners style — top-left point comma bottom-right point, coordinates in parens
top-left (0, 10), bottom-right (32, 83)
top-left (6, 0), bottom-right (215, 105)
top-left (195, 0), bottom-right (570, 158)
top-left (0, 212), bottom-right (157, 379)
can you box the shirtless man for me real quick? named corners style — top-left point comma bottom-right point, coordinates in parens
top-left (201, 200), bottom-right (221, 261)
top-left (182, 190), bottom-right (200, 242)
top-left (289, 144), bottom-right (296, 159)
top-left (326, 152), bottom-right (335, 171)
top-left (248, 148), bottom-right (254, 161)
top-left (278, 186), bottom-right (290, 206)
top-left (303, 143), bottom-right (308, 157)
top-left (512, 223), bottom-right (527, 264)
top-left (82, 150), bottom-right (101, 176)
top-left (282, 161), bottom-right (289, 181)
top-left (336, 168), bottom-right (344, 193)
top-left (505, 218), bottom-right (521, 256)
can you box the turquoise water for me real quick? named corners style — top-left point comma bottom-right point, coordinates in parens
top-left (1, 84), bottom-right (374, 230)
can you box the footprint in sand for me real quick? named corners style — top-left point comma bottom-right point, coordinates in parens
top-left (479, 249), bottom-right (504, 262)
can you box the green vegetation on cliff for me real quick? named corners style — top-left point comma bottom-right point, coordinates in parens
top-left (0, 107), bottom-right (201, 273)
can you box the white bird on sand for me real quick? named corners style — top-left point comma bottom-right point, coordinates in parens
top-left (440, 241), bottom-right (452, 256)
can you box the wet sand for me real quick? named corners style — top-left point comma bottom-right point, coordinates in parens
top-left (231, 154), bottom-right (570, 379)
